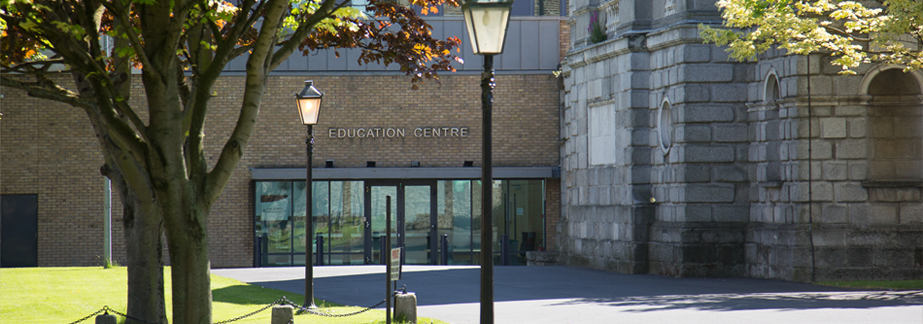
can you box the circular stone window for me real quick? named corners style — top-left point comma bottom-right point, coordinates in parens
top-left (658, 100), bottom-right (673, 154)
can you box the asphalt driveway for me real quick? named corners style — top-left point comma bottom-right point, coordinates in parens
top-left (212, 265), bottom-right (923, 324)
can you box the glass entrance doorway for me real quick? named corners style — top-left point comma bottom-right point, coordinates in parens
top-left (367, 181), bottom-right (436, 265)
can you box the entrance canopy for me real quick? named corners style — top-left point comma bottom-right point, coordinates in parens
top-left (251, 166), bottom-right (560, 180)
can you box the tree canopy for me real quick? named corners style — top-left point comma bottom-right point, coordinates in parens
top-left (700, 0), bottom-right (923, 73)
top-left (0, 0), bottom-right (462, 323)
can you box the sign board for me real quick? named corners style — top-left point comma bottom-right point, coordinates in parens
top-left (390, 247), bottom-right (402, 281)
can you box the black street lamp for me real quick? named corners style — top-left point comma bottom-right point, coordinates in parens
top-left (295, 80), bottom-right (323, 308)
top-left (462, 1), bottom-right (512, 323)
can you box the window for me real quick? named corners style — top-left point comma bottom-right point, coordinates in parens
top-left (658, 99), bottom-right (673, 153)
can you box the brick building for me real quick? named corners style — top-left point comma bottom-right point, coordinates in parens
top-left (0, 8), bottom-right (567, 268)
top-left (559, 0), bottom-right (923, 281)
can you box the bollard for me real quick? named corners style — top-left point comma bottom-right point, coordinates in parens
top-left (394, 291), bottom-right (417, 324)
top-left (271, 305), bottom-right (294, 324)
top-left (95, 313), bottom-right (116, 324)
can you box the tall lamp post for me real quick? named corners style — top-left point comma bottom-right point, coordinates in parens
top-left (461, 1), bottom-right (512, 323)
top-left (295, 80), bottom-right (323, 308)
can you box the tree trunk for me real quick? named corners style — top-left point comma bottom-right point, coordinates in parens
top-left (163, 202), bottom-right (213, 324)
top-left (118, 181), bottom-right (168, 324)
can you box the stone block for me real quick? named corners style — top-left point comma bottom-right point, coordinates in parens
top-left (394, 292), bottom-right (418, 323)
top-left (847, 117), bottom-right (867, 138)
top-left (713, 84), bottom-right (748, 102)
top-left (900, 204), bottom-right (923, 224)
top-left (836, 140), bottom-right (868, 159)
top-left (680, 64), bottom-right (734, 83)
top-left (678, 124), bottom-right (712, 143)
top-left (713, 165), bottom-right (748, 182)
top-left (834, 183), bottom-right (868, 202)
top-left (682, 45), bottom-right (711, 63)
top-left (812, 182), bottom-right (834, 201)
top-left (680, 204), bottom-right (713, 222)
top-left (820, 118), bottom-right (847, 138)
top-left (681, 164), bottom-right (711, 182)
top-left (683, 145), bottom-right (735, 163)
top-left (271, 305), bottom-right (294, 324)
top-left (715, 124), bottom-right (749, 143)
top-left (814, 230), bottom-right (846, 247)
top-left (713, 205), bottom-right (749, 222)
top-left (685, 184), bottom-right (736, 203)
top-left (849, 203), bottom-right (871, 224)
top-left (871, 204), bottom-right (898, 224)
top-left (681, 104), bottom-right (736, 123)
top-left (822, 204), bottom-right (847, 223)
top-left (823, 161), bottom-right (848, 180)
top-left (848, 161), bottom-right (868, 180)
top-left (869, 188), bottom-right (922, 202)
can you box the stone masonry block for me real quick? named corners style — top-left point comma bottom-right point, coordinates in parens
top-left (835, 183), bottom-right (868, 202)
top-left (685, 184), bottom-right (736, 203)
top-left (836, 140), bottom-right (868, 159)
top-left (683, 145), bottom-right (735, 163)
top-left (680, 104), bottom-right (735, 123)
top-left (849, 203), bottom-right (871, 224)
top-left (682, 45), bottom-right (711, 63)
top-left (713, 165), bottom-right (748, 182)
top-left (822, 204), bottom-right (847, 223)
top-left (848, 161), bottom-right (868, 180)
top-left (678, 124), bottom-right (712, 143)
top-left (713, 205), bottom-right (749, 222)
top-left (713, 84), bottom-right (748, 102)
top-left (820, 118), bottom-right (847, 138)
top-left (681, 84), bottom-right (711, 103)
top-left (681, 64), bottom-right (734, 83)
top-left (900, 204), bottom-right (923, 224)
top-left (680, 164), bottom-right (711, 182)
top-left (848, 117), bottom-right (867, 138)
top-left (715, 124), bottom-right (749, 143)
top-left (871, 204), bottom-right (898, 224)
top-left (823, 161), bottom-right (848, 180)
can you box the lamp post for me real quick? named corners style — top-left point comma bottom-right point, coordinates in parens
top-left (295, 80), bottom-right (323, 308)
top-left (462, 1), bottom-right (512, 323)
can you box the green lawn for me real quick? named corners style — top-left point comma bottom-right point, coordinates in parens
top-left (817, 280), bottom-right (923, 290)
top-left (0, 267), bottom-right (445, 324)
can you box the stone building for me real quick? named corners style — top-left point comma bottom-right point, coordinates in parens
top-left (559, 0), bottom-right (923, 281)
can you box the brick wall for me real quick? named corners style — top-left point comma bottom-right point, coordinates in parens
top-left (1, 72), bottom-right (561, 268)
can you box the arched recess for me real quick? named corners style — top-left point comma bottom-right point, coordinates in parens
top-left (763, 69), bottom-right (783, 181)
top-left (863, 67), bottom-right (923, 180)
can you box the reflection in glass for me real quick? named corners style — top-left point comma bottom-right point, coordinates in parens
top-left (405, 185), bottom-right (432, 264)
top-left (437, 181), bottom-right (472, 264)
top-left (328, 181), bottom-right (365, 265)
top-left (370, 186), bottom-right (398, 264)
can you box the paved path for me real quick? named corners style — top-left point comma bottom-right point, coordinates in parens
top-left (213, 265), bottom-right (923, 324)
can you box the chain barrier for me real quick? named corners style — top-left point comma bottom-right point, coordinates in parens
top-left (66, 294), bottom-right (393, 324)
top-left (214, 297), bottom-right (287, 324)
top-left (281, 296), bottom-right (388, 318)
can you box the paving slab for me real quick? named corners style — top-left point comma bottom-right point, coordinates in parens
top-left (212, 265), bottom-right (923, 324)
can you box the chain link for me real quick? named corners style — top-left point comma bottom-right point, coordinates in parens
top-left (281, 296), bottom-right (388, 318)
top-left (214, 297), bottom-right (286, 324)
top-left (67, 294), bottom-right (391, 324)
top-left (66, 307), bottom-right (107, 324)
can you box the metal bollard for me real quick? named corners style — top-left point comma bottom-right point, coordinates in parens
top-left (440, 234), bottom-right (449, 265)
top-left (271, 305), bottom-right (294, 324)
top-left (316, 235), bottom-right (324, 266)
top-left (95, 313), bottom-right (116, 324)
top-left (394, 291), bottom-right (417, 324)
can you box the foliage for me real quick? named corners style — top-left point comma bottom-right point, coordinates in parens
top-left (0, 267), bottom-right (449, 324)
top-left (700, 0), bottom-right (923, 73)
top-left (588, 11), bottom-right (606, 44)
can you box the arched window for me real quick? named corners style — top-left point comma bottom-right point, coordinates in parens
top-left (765, 73), bottom-right (780, 103)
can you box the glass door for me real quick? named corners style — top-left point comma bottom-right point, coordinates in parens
top-left (365, 181), bottom-right (436, 265)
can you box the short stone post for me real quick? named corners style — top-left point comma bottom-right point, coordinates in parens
top-left (394, 291), bottom-right (417, 323)
top-left (95, 313), bottom-right (117, 324)
top-left (271, 305), bottom-right (294, 324)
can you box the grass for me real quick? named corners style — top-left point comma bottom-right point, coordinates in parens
top-left (817, 280), bottom-right (923, 290)
top-left (0, 267), bottom-right (447, 324)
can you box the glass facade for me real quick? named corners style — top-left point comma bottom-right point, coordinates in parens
top-left (254, 179), bottom-right (545, 266)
